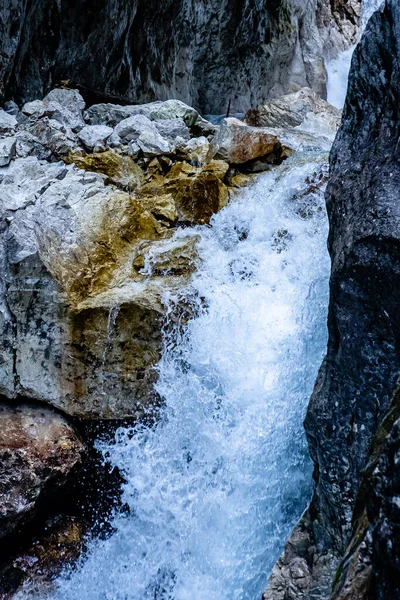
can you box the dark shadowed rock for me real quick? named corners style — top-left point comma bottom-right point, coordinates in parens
top-left (0, 403), bottom-right (84, 539)
top-left (331, 390), bottom-right (400, 600)
top-left (0, 0), bottom-right (360, 114)
top-left (265, 2), bottom-right (400, 598)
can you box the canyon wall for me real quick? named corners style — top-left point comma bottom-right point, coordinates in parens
top-left (0, 0), bottom-right (360, 114)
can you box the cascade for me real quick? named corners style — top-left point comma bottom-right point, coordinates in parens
top-left (42, 152), bottom-right (331, 600)
top-left (327, 0), bottom-right (383, 108)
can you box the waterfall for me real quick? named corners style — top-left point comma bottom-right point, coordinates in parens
top-left (327, 0), bottom-right (383, 108)
top-left (35, 151), bottom-right (331, 600)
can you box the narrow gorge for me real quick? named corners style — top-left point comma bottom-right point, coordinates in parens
top-left (0, 1), bottom-right (399, 599)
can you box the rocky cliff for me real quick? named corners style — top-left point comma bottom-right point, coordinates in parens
top-left (264, 2), bottom-right (400, 598)
top-left (0, 0), bottom-right (360, 114)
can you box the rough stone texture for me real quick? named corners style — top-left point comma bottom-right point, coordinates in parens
top-left (264, 2), bottom-right (400, 598)
top-left (331, 398), bottom-right (400, 600)
top-left (0, 402), bottom-right (84, 539)
top-left (0, 515), bottom-right (85, 597)
top-left (77, 124), bottom-right (113, 150)
top-left (213, 118), bottom-right (283, 166)
top-left (0, 93), bottom-right (241, 418)
top-left (1, 0), bottom-right (360, 114)
top-left (245, 88), bottom-right (341, 134)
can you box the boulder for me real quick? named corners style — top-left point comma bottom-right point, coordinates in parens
top-left (42, 88), bottom-right (85, 112)
top-left (0, 136), bottom-right (16, 166)
top-left (212, 117), bottom-right (284, 167)
top-left (0, 153), bottom-right (210, 418)
top-left (24, 118), bottom-right (79, 157)
top-left (3, 100), bottom-right (19, 116)
top-left (84, 103), bottom-right (148, 128)
top-left (85, 100), bottom-right (199, 129)
top-left (66, 149), bottom-right (144, 189)
top-left (154, 118), bottom-right (190, 143)
top-left (77, 124), bottom-right (113, 150)
top-left (141, 160), bottom-right (229, 225)
top-left (108, 114), bottom-right (172, 156)
top-left (0, 515), bottom-right (85, 597)
top-left (0, 109), bottom-right (17, 133)
top-left (21, 99), bottom-right (46, 118)
top-left (0, 402), bottom-right (84, 539)
top-left (177, 136), bottom-right (212, 167)
top-left (14, 131), bottom-right (51, 160)
top-left (245, 88), bottom-right (341, 135)
top-left (22, 96), bottom-right (85, 133)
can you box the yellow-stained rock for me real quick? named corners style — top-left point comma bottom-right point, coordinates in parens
top-left (66, 149), bottom-right (144, 189)
top-left (141, 160), bottom-right (229, 225)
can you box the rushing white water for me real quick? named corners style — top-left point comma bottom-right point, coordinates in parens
top-left (327, 0), bottom-right (383, 108)
top-left (37, 152), bottom-right (331, 600)
top-left (326, 46), bottom-right (355, 109)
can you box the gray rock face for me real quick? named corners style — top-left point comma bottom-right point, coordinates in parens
top-left (1, 0), bottom-right (360, 114)
top-left (332, 399), bottom-right (400, 600)
top-left (0, 90), bottom-right (240, 419)
top-left (264, 2), bottom-right (400, 598)
top-left (245, 87), bottom-right (341, 134)
top-left (77, 124), bottom-right (113, 150)
top-left (0, 402), bottom-right (84, 539)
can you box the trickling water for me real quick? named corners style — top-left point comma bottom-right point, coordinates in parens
top-left (39, 152), bottom-right (330, 600)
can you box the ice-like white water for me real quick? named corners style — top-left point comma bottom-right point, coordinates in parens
top-left (327, 0), bottom-right (383, 109)
top-left (326, 46), bottom-right (356, 109)
top-left (39, 153), bottom-right (330, 600)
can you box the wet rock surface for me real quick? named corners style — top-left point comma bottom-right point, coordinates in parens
top-left (245, 88), bottom-right (341, 134)
top-left (0, 0), bottom-right (360, 114)
top-left (0, 87), bottom-right (310, 419)
top-left (264, 2), bottom-right (400, 598)
top-left (0, 402), bottom-right (84, 539)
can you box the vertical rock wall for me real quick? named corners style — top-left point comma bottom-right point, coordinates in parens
top-left (264, 2), bottom-right (400, 598)
top-left (0, 0), bottom-right (360, 114)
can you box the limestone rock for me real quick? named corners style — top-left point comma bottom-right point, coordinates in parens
top-left (84, 103), bottom-right (148, 128)
top-left (22, 96), bottom-right (85, 133)
top-left (85, 100), bottom-right (199, 130)
top-left (3, 100), bottom-right (19, 116)
top-left (77, 124), bottom-right (113, 150)
top-left (0, 109), bottom-right (17, 133)
top-left (66, 149), bottom-right (144, 189)
top-left (141, 160), bottom-right (229, 225)
top-left (0, 154), bottom-right (197, 418)
top-left (25, 118), bottom-right (79, 157)
top-left (21, 99), bottom-right (46, 118)
top-left (13, 131), bottom-right (49, 159)
top-left (0, 136), bottom-right (16, 166)
top-left (0, 402), bottom-right (84, 539)
top-left (137, 128), bottom-right (171, 157)
top-left (245, 88), bottom-right (341, 134)
top-left (1, 0), bottom-right (361, 114)
top-left (146, 99), bottom-right (198, 126)
top-left (212, 117), bottom-right (283, 166)
top-left (109, 114), bottom-right (171, 156)
top-left (177, 136), bottom-right (212, 166)
top-left (154, 118), bottom-right (190, 143)
top-left (42, 88), bottom-right (85, 112)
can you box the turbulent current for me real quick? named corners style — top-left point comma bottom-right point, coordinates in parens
top-left (42, 153), bottom-right (331, 600)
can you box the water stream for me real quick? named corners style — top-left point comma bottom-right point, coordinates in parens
top-left (43, 152), bottom-right (331, 600)
top-left (19, 4), bottom-right (384, 598)
top-left (327, 0), bottom-right (383, 108)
